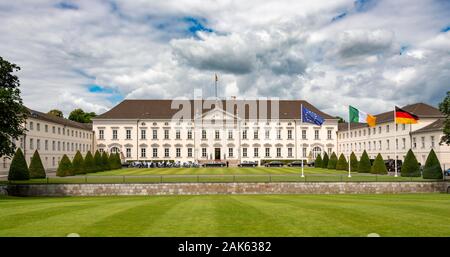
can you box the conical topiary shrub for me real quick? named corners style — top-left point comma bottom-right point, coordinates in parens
top-left (321, 152), bottom-right (329, 169)
top-left (358, 150), bottom-right (371, 173)
top-left (401, 149), bottom-right (420, 177)
top-left (56, 154), bottom-right (73, 177)
top-left (8, 148), bottom-right (30, 181)
top-left (108, 153), bottom-right (118, 170)
top-left (371, 153), bottom-right (387, 174)
top-left (84, 151), bottom-right (95, 173)
top-left (314, 154), bottom-right (322, 168)
top-left (422, 149), bottom-right (443, 179)
top-left (93, 150), bottom-right (102, 172)
top-left (327, 152), bottom-right (338, 169)
top-left (115, 153), bottom-right (122, 169)
top-left (29, 150), bottom-right (46, 178)
top-left (101, 151), bottom-right (110, 171)
top-left (336, 154), bottom-right (348, 170)
top-left (72, 151), bottom-right (85, 175)
top-left (350, 152), bottom-right (358, 172)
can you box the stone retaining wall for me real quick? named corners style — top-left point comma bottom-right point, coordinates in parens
top-left (2, 182), bottom-right (449, 196)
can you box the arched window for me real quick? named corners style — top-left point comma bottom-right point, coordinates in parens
top-left (110, 147), bottom-right (120, 154)
top-left (312, 146), bottom-right (322, 158)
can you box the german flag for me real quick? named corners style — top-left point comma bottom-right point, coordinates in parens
top-left (395, 106), bottom-right (419, 124)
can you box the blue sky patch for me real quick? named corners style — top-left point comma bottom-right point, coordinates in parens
top-left (399, 45), bottom-right (408, 55)
top-left (332, 12), bottom-right (347, 22)
top-left (354, 0), bottom-right (378, 12)
top-left (441, 25), bottom-right (450, 32)
top-left (183, 16), bottom-right (214, 35)
top-left (88, 84), bottom-right (123, 104)
top-left (55, 1), bottom-right (79, 10)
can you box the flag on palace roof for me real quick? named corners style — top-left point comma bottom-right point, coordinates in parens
top-left (349, 106), bottom-right (376, 127)
top-left (302, 106), bottom-right (324, 126)
top-left (395, 106), bottom-right (419, 124)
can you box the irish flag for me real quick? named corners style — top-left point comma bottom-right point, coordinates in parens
top-left (349, 106), bottom-right (376, 127)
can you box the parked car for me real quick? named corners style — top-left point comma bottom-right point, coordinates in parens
top-left (264, 161), bottom-right (284, 167)
top-left (384, 159), bottom-right (403, 172)
top-left (238, 161), bottom-right (258, 167)
top-left (202, 162), bottom-right (226, 167)
top-left (444, 168), bottom-right (450, 177)
top-left (307, 161), bottom-right (315, 167)
top-left (287, 161), bottom-right (304, 167)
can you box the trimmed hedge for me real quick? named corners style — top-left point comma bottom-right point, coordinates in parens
top-left (327, 152), bottom-right (338, 169)
top-left (93, 150), bottom-right (103, 172)
top-left (321, 152), bottom-right (329, 169)
top-left (29, 150), bottom-right (46, 179)
top-left (350, 152), bottom-right (358, 172)
top-left (401, 149), bottom-right (420, 177)
top-left (84, 151), bottom-right (96, 173)
top-left (371, 153), bottom-right (387, 174)
top-left (101, 152), bottom-right (110, 171)
top-left (314, 154), bottom-right (322, 168)
top-left (336, 154), bottom-right (348, 170)
top-left (72, 151), bottom-right (85, 175)
top-left (422, 149), bottom-right (443, 179)
top-left (56, 154), bottom-right (73, 177)
top-left (358, 150), bottom-right (371, 173)
top-left (8, 148), bottom-right (30, 181)
top-left (108, 153), bottom-right (122, 170)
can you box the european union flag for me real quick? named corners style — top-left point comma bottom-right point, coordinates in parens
top-left (302, 106), bottom-right (325, 126)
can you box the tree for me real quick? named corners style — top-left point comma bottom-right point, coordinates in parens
top-left (0, 56), bottom-right (28, 157)
top-left (68, 108), bottom-right (97, 123)
top-left (335, 116), bottom-right (345, 123)
top-left (401, 149), bottom-right (421, 177)
top-left (314, 154), bottom-right (322, 168)
top-left (336, 154), bottom-right (348, 170)
top-left (83, 151), bottom-right (95, 173)
top-left (101, 151), bottom-right (110, 170)
top-left (371, 153), bottom-right (387, 174)
top-left (29, 150), bottom-right (46, 178)
top-left (358, 150), bottom-right (371, 173)
top-left (422, 149), bottom-right (443, 179)
top-left (72, 151), bottom-right (85, 175)
top-left (439, 91), bottom-right (450, 145)
top-left (327, 152), bottom-right (338, 169)
top-left (93, 150), bottom-right (102, 172)
top-left (108, 153), bottom-right (117, 170)
top-left (56, 154), bottom-right (73, 177)
top-left (47, 109), bottom-right (63, 118)
top-left (115, 153), bottom-right (122, 169)
top-left (350, 152), bottom-right (358, 172)
top-left (8, 148), bottom-right (29, 180)
top-left (321, 152), bottom-right (329, 169)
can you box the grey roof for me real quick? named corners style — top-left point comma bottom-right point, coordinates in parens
top-left (411, 118), bottom-right (445, 134)
top-left (26, 108), bottom-right (92, 131)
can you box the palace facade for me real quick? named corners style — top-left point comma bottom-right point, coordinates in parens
top-left (92, 99), bottom-right (339, 166)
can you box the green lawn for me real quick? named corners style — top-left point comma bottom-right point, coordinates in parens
top-left (1, 194), bottom-right (450, 236)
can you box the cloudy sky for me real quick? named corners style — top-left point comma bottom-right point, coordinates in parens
top-left (1, 0), bottom-right (449, 118)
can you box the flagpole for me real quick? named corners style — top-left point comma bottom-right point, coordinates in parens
top-left (348, 105), bottom-right (351, 178)
top-left (394, 106), bottom-right (398, 177)
top-left (300, 104), bottom-right (304, 178)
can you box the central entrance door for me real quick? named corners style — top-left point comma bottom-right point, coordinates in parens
top-left (215, 148), bottom-right (221, 160)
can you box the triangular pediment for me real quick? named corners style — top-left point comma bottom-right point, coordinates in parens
top-left (196, 106), bottom-right (238, 121)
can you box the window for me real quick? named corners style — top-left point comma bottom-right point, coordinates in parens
top-left (176, 148), bottom-right (181, 157)
top-left (99, 129), bottom-right (104, 140)
top-left (327, 148), bottom-right (332, 154)
top-left (277, 130), bottom-right (281, 140)
top-left (228, 148), bottom-right (233, 157)
top-left (58, 127), bottom-right (61, 134)
top-left (276, 148), bottom-right (281, 157)
top-left (126, 148), bottom-right (131, 158)
top-left (141, 148), bottom-right (146, 158)
top-left (71, 130), bottom-right (74, 137)
top-left (368, 142), bottom-right (371, 151)
top-left (287, 130), bottom-right (292, 139)
top-left (327, 130), bottom-right (332, 140)
top-left (402, 124), bottom-right (406, 130)
top-left (63, 128), bottom-right (65, 135)
top-left (386, 125), bottom-right (390, 133)
top-left (52, 126), bottom-right (56, 134)
top-left (386, 139), bottom-right (390, 150)
top-left (312, 147), bottom-right (321, 158)
top-left (141, 129), bottom-right (146, 140)
top-left (165, 148), bottom-right (170, 157)
top-left (368, 128), bottom-right (371, 136)
top-left (412, 137), bottom-right (417, 149)
top-left (228, 130), bottom-right (233, 139)
top-left (242, 148), bottom-right (247, 157)
top-left (176, 130), bottom-right (181, 139)
top-left (395, 139), bottom-right (398, 150)
top-left (379, 140), bottom-right (382, 150)
top-left (431, 136), bottom-right (435, 148)
top-left (37, 123), bottom-right (40, 131)
top-left (302, 130), bottom-right (306, 139)
top-left (215, 130), bottom-right (220, 139)
top-left (265, 148), bottom-right (270, 157)
top-left (303, 147), bottom-right (307, 158)
top-left (378, 126), bottom-right (381, 134)
top-left (373, 127), bottom-right (376, 135)
top-left (402, 138), bottom-right (406, 149)
top-left (202, 130), bottom-right (207, 139)
top-left (421, 137), bottom-right (425, 148)
top-left (45, 140), bottom-right (48, 151)
top-left (126, 129), bottom-right (132, 140)
top-left (112, 130), bottom-right (118, 140)
top-left (29, 122), bottom-right (33, 130)
top-left (37, 139), bottom-right (40, 150)
top-left (188, 148), bottom-right (193, 157)
top-left (242, 130), bottom-right (247, 139)
top-left (29, 138), bottom-right (34, 150)
top-left (254, 130), bottom-right (259, 139)
top-left (288, 148), bottom-right (293, 157)
top-left (314, 130), bottom-right (319, 140)
top-left (254, 148), bottom-right (259, 157)
top-left (265, 130), bottom-right (270, 139)
top-left (153, 148), bottom-right (158, 158)
top-left (202, 148), bottom-right (207, 158)
top-left (187, 130), bottom-right (192, 139)
top-left (45, 124), bottom-right (48, 132)
top-left (164, 130), bottom-right (169, 139)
